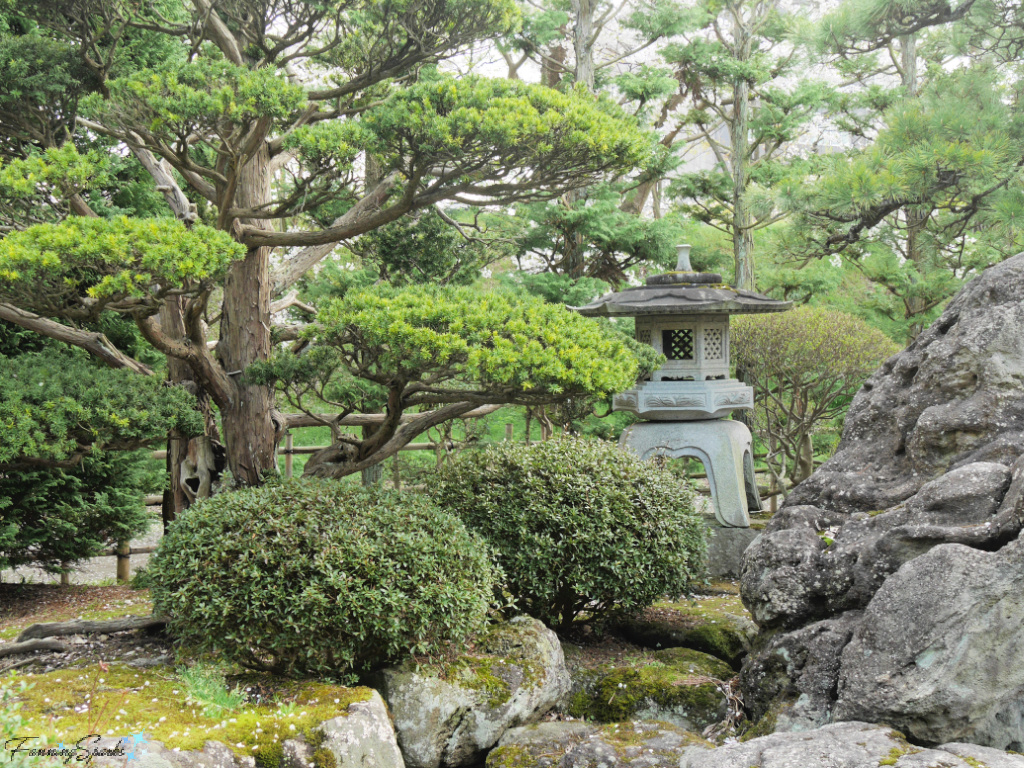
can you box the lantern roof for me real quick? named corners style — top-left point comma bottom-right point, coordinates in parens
top-left (573, 245), bottom-right (792, 317)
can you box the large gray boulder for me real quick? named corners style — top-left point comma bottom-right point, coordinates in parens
top-left (679, 721), bottom-right (1024, 768)
top-left (313, 690), bottom-right (405, 767)
top-left (740, 611), bottom-right (864, 732)
top-left (834, 540), bottom-right (1024, 750)
top-left (743, 461), bottom-right (1018, 630)
top-left (738, 253), bottom-right (1024, 746)
top-left (786, 251), bottom-right (1024, 516)
top-left (373, 617), bottom-right (570, 768)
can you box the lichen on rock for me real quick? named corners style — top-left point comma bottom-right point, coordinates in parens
top-left (372, 616), bottom-right (569, 768)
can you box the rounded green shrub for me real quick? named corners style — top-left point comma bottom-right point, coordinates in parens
top-left (432, 438), bottom-right (707, 632)
top-left (149, 480), bottom-right (498, 677)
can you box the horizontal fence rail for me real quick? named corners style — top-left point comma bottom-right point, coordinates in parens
top-left (33, 423), bottom-right (793, 586)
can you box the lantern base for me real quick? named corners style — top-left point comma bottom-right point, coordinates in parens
top-left (613, 379), bottom-right (753, 420)
top-left (620, 419), bottom-right (761, 528)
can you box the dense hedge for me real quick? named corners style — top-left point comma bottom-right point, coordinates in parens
top-left (149, 480), bottom-right (498, 677)
top-left (0, 450), bottom-right (153, 573)
top-left (432, 438), bottom-right (707, 632)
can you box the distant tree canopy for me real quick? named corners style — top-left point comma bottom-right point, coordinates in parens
top-left (774, 0), bottom-right (1024, 340)
top-left (732, 307), bottom-right (899, 487)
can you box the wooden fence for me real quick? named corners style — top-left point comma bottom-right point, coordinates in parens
top-left (60, 422), bottom-right (783, 584)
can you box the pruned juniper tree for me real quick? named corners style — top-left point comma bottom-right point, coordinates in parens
top-left (0, 0), bottom-right (658, 512)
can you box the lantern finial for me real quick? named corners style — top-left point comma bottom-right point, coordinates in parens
top-left (675, 244), bottom-right (693, 272)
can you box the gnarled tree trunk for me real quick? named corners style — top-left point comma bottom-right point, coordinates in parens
top-left (217, 143), bottom-right (283, 485)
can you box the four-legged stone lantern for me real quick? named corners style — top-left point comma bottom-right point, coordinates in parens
top-left (574, 245), bottom-right (791, 527)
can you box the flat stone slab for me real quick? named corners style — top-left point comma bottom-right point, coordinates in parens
top-left (679, 721), bottom-right (1024, 767)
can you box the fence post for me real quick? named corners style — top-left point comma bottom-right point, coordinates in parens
top-left (392, 454), bottom-right (401, 490)
top-left (504, 423), bottom-right (513, 442)
top-left (285, 432), bottom-right (293, 479)
top-left (116, 541), bottom-right (131, 583)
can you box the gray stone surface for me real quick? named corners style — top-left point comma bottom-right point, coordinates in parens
top-left (737, 253), bottom-right (1024, 748)
top-left (834, 540), bottom-right (1024, 750)
top-left (88, 737), bottom-right (229, 768)
top-left (374, 616), bottom-right (570, 768)
top-left (941, 742), bottom-right (1024, 768)
top-left (621, 418), bottom-right (758, 527)
top-left (281, 739), bottom-right (313, 768)
top-left (785, 251), bottom-right (1024, 517)
top-left (316, 690), bottom-right (405, 767)
top-left (679, 721), bottom-right (1024, 768)
top-left (706, 523), bottom-right (760, 578)
top-left (743, 461), bottom-right (1020, 630)
top-left (741, 611), bottom-right (864, 729)
top-left (489, 720), bottom-right (710, 767)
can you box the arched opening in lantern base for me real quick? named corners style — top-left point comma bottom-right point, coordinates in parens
top-left (660, 455), bottom-right (715, 516)
top-left (622, 419), bottom-right (758, 527)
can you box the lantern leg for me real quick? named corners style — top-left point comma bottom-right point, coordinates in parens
top-left (619, 419), bottom-right (755, 528)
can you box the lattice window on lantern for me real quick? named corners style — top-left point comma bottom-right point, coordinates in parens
top-left (704, 327), bottom-right (724, 360)
top-left (636, 327), bottom-right (652, 346)
top-left (662, 328), bottom-right (694, 360)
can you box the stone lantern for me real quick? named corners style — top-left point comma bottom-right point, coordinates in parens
top-left (574, 245), bottom-right (791, 528)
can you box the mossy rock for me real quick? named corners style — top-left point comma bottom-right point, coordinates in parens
top-left (651, 647), bottom-right (734, 679)
top-left (565, 649), bottom-right (728, 730)
top-left (375, 616), bottom-right (570, 768)
top-left (11, 663), bottom-right (373, 759)
top-left (676, 623), bottom-right (746, 669)
top-left (612, 593), bottom-right (753, 669)
top-left (487, 720), bottom-right (711, 767)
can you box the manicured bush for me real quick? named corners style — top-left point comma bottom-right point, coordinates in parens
top-left (432, 438), bottom-right (707, 632)
top-left (149, 480), bottom-right (498, 677)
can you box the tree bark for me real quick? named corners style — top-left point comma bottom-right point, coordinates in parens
top-left (0, 639), bottom-right (68, 659)
top-left (217, 142), bottom-right (282, 485)
top-left (796, 431), bottom-right (814, 482)
top-left (730, 14), bottom-right (756, 292)
top-left (15, 615), bottom-right (166, 642)
top-left (900, 33), bottom-right (928, 338)
top-left (0, 303), bottom-right (153, 375)
top-left (559, 0), bottom-right (597, 279)
top-left (570, 0), bottom-right (596, 91)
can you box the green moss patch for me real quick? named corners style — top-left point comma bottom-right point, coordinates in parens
top-left (566, 649), bottom-right (727, 725)
top-left (12, 664), bottom-right (371, 760)
top-left (612, 592), bottom-right (751, 668)
top-left (651, 647), bottom-right (734, 679)
top-left (487, 722), bottom-right (711, 766)
top-left (599, 720), bottom-right (712, 752)
top-left (404, 621), bottom-right (548, 708)
top-left (878, 745), bottom-right (922, 765)
top-left (487, 743), bottom-right (540, 768)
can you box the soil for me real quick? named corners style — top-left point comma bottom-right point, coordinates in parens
top-left (0, 584), bottom-right (171, 675)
